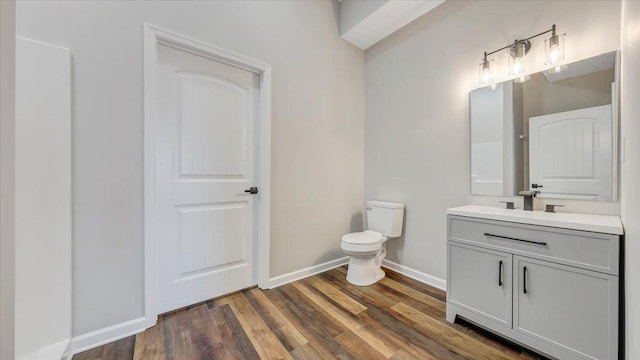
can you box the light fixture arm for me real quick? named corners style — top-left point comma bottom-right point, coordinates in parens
top-left (483, 24), bottom-right (557, 58)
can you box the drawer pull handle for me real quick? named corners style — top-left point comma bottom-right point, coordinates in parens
top-left (523, 266), bottom-right (528, 294)
top-left (498, 260), bottom-right (503, 287)
top-left (483, 233), bottom-right (547, 246)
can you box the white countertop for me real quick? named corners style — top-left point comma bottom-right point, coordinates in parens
top-left (447, 205), bottom-right (624, 235)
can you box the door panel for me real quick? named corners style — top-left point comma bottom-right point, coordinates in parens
top-left (448, 242), bottom-right (512, 327)
top-left (529, 104), bottom-right (612, 199)
top-left (176, 203), bottom-right (247, 277)
top-left (514, 256), bottom-right (617, 360)
top-left (156, 43), bottom-right (259, 314)
top-left (177, 72), bottom-right (248, 177)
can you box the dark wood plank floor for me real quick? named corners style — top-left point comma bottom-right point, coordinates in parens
top-left (74, 266), bottom-right (546, 360)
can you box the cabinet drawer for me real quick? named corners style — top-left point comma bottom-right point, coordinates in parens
top-left (448, 216), bottom-right (619, 275)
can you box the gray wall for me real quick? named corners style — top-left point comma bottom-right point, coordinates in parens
top-left (621, 1), bottom-right (640, 358)
top-left (523, 69), bottom-right (613, 119)
top-left (16, 0), bottom-right (364, 336)
top-left (365, 0), bottom-right (621, 281)
top-left (0, 1), bottom-right (15, 359)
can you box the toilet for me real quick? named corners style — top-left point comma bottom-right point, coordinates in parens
top-left (341, 201), bottom-right (405, 286)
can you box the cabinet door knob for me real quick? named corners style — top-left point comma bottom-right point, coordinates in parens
top-left (523, 266), bottom-right (528, 294)
top-left (498, 260), bottom-right (503, 287)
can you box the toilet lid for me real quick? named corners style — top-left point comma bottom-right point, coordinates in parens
top-left (341, 230), bottom-right (383, 245)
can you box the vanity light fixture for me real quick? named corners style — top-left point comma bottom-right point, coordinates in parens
top-left (478, 24), bottom-right (566, 87)
top-left (479, 52), bottom-right (496, 87)
top-left (508, 41), bottom-right (530, 83)
top-left (545, 24), bottom-right (567, 73)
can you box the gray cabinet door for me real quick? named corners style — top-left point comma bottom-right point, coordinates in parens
top-left (448, 242), bottom-right (512, 327)
top-left (514, 256), bottom-right (618, 360)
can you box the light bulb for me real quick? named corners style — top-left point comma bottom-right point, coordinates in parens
top-left (482, 69), bottom-right (490, 82)
top-left (549, 48), bottom-right (559, 64)
top-left (512, 61), bottom-right (522, 74)
top-left (545, 32), bottom-right (565, 66)
top-left (478, 56), bottom-right (495, 87)
top-left (508, 42), bottom-right (527, 78)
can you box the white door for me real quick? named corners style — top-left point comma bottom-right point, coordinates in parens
top-left (155, 43), bottom-right (260, 314)
top-left (529, 104), bottom-right (612, 199)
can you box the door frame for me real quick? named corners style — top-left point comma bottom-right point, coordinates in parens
top-left (143, 24), bottom-right (271, 327)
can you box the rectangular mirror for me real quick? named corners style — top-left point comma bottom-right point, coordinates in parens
top-left (470, 51), bottom-right (618, 201)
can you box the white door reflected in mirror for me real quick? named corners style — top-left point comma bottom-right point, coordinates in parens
top-left (529, 105), bottom-right (613, 200)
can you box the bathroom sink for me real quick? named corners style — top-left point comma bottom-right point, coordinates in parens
top-left (446, 205), bottom-right (623, 234)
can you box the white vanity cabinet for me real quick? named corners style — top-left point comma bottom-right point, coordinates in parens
top-left (446, 206), bottom-right (623, 360)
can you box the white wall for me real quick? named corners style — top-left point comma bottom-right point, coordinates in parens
top-left (15, 37), bottom-right (72, 359)
top-left (338, 0), bottom-right (446, 50)
top-left (0, 1), bottom-right (15, 359)
top-left (621, 1), bottom-right (640, 358)
top-left (339, 0), bottom-right (387, 35)
top-left (16, 0), bottom-right (364, 337)
top-left (365, 0), bottom-right (621, 281)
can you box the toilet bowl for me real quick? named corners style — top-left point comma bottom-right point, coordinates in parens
top-left (341, 230), bottom-right (387, 286)
top-left (341, 201), bottom-right (404, 286)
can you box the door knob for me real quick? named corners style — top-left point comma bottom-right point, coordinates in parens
top-left (244, 187), bottom-right (258, 194)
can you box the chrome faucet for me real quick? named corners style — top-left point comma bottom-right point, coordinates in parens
top-left (519, 190), bottom-right (539, 211)
top-left (519, 184), bottom-right (543, 211)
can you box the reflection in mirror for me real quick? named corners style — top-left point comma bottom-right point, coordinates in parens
top-left (470, 51), bottom-right (618, 201)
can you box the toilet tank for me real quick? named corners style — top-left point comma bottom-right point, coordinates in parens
top-left (366, 201), bottom-right (405, 237)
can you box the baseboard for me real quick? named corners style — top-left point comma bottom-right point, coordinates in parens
top-left (382, 259), bottom-right (447, 290)
top-left (61, 258), bottom-right (442, 357)
top-left (17, 338), bottom-right (70, 360)
top-left (63, 316), bottom-right (148, 358)
top-left (268, 256), bottom-right (349, 289)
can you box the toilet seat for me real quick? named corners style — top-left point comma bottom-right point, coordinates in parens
top-left (341, 230), bottom-right (386, 252)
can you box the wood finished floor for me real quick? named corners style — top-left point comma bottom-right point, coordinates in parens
top-left (73, 267), bottom-right (546, 360)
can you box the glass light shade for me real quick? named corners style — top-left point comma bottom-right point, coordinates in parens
top-left (479, 58), bottom-right (495, 86)
top-left (548, 64), bottom-right (568, 74)
top-left (545, 33), bottom-right (565, 66)
top-left (508, 42), bottom-right (527, 77)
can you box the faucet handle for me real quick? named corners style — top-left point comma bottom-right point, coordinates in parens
top-left (545, 204), bottom-right (564, 213)
top-left (499, 201), bottom-right (515, 209)
top-left (532, 183), bottom-right (544, 189)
